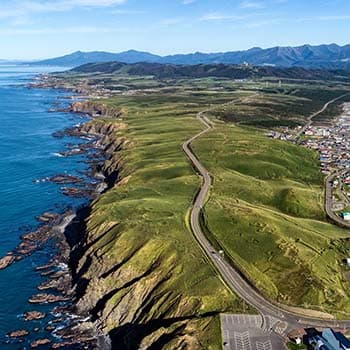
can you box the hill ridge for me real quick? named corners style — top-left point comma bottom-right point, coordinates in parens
top-left (30, 43), bottom-right (350, 70)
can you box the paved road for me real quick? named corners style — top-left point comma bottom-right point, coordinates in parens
top-left (294, 92), bottom-right (350, 141)
top-left (183, 109), bottom-right (350, 347)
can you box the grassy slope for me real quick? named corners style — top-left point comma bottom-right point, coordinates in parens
top-left (193, 121), bottom-right (350, 316)
top-left (55, 73), bottom-right (350, 346)
top-left (77, 96), bottom-right (253, 350)
top-left (210, 84), bottom-right (350, 127)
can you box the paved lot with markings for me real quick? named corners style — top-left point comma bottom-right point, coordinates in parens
top-left (221, 314), bottom-right (286, 350)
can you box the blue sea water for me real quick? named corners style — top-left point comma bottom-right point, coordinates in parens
top-left (0, 66), bottom-right (91, 349)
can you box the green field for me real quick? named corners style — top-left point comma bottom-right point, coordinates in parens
top-left (193, 120), bottom-right (350, 315)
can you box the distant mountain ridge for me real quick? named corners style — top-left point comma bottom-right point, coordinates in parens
top-left (31, 44), bottom-right (350, 70)
top-left (71, 61), bottom-right (350, 82)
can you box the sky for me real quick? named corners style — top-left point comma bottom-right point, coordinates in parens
top-left (0, 0), bottom-right (350, 60)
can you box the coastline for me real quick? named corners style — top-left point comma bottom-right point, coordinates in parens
top-left (43, 101), bottom-right (117, 349)
top-left (44, 91), bottom-right (122, 349)
top-left (0, 73), bottom-right (118, 349)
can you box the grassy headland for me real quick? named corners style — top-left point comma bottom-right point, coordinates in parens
top-left (75, 95), bottom-right (252, 350)
top-left (41, 68), bottom-right (350, 348)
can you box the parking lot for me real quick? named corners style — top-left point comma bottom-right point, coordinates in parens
top-left (221, 314), bottom-right (286, 350)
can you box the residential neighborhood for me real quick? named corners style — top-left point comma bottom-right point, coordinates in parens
top-left (300, 103), bottom-right (350, 175)
top-left (269, 103), bottom-right (350, 225)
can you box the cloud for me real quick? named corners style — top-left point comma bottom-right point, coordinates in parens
top-left (63, 0), bottom-right (126, 7)
top-left (111, 9), bottom-right (147, 14)
top-left (240, 0), bottom-right (287, 9)
top-left (0, 0), bottom-right (127, 19)
top-left (316, 15), bottom-right (350, 21)
top-left (182, 0), bottom-right (196, 4)
top-left (240, 1), bottom-right (265, 9)
top-left (199, 12), bottom-right (247, 21)
top-left (243, 18), bottom-right (285, 28)
top-left (0, 25), bottom-right (132, 35)
top-left (296, 15), bottom-right (350, 22)
top-left (159, 17), bottom-right (185, 26)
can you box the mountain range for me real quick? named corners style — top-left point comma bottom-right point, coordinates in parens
top-left (30, 44), bottom-right (350, 70)
top-left (71, 61), bottom-right (350, 82)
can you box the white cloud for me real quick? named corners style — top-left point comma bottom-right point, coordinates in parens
top-left (243, 18), bottom-right (284, 28)
top-left (63, 0), bottom-right (126, 7)
top-left (240, 0), bottom-right (287, 10)
top-left (183, 0), bottom-right (196, 4)
top-left (0, 25), bottom-right (131, 35)
top-left (0, 0), bottom-right (127, 19)
top-left (297, 15), bottom-right (350, 22)
top-left (240, 1), bottom-right (265, 9)
top-left (159, 17), bottom-right (185, 25)
top-left (111, 9), bottom-right (147, 14)
top-left (199, 12), bottom-right (247, 21)
top-left (316, 15), bottom-right (350, 21)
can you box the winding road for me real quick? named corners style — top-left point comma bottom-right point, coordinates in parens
top-left (183, 108), bottom-right (350, 346)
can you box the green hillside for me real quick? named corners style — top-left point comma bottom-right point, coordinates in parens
top-left (193, 121), bottom-right (350, 315)
top-left (76, 97), bottom-right (251, 350)
top-left (40, 71), bottom-right (350, 347)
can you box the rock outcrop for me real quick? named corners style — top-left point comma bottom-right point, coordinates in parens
top-left (70, 101), bottom-right (123, 119)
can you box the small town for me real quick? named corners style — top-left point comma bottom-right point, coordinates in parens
top-left (300, 103), bottom-right (350, 174)
top-left (266, 103), bottom-right (350, 349)
top-left (269, 103), bottom-right (350, 228)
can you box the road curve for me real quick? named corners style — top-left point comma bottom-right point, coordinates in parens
top-left (183, 109), bottom-right (350, 336)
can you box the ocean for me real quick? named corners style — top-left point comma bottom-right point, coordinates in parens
top-left (0, 65), bottom-right (91, 349)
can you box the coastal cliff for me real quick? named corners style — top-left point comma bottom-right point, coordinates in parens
top-left (70, 101), bottom-right (124, 119)
top-left (68, 102), bottom-right (243, 350)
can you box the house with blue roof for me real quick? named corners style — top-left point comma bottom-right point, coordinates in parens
top-left (309, 328), bottom-right (350, 350)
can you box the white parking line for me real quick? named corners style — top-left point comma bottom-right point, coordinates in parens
top-left (234, 331), bottom-right (252, 350)
top-left (256, 341), bottom-right (272, 350)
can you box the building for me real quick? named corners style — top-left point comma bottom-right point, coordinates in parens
top-left (288, 328), bottom-right (307, 345)
top-left (309, 329), bottom-right (350, 350)
top-left (341, 212), bottom-right (350, 221)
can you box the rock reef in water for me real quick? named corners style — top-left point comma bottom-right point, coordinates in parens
top-left (8, 329), bottom-right (29, 338)
top-left (24, 311), bottom-right (46, 321)
top-left (0, 255), bottom-right (15, 270)
top-left (31, 338), bottom-right (51, 348)
top-left (50, 174), bottom-right (84, 184)
top-left (29, 293), bottom-right (71, 304)
top-left (36, 212), bottom-right (60, 223)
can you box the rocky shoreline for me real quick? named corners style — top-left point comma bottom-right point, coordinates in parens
top-left (0, 86), bottom-right (119, 349)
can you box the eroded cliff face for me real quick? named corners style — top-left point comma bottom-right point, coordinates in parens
top-left (69, 104), bottom-right (237, 350)
top-left (71, 101), bottom-right (123, 119)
